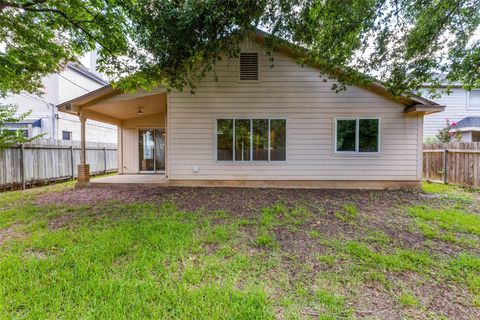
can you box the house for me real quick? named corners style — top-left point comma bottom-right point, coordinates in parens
top-left (1, 56), bottom-right (117, 143)
top-left (57, 31), bottom-right (444, 189)
top-left (450, 117), bottom-right (480, 142)
top-left (422, 84), bottom-right (480, 142)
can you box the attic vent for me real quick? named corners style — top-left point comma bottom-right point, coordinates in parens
top-left (239, 52), bottom-right (259, 81)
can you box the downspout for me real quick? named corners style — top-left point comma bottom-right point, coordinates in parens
top-left (50, 102), bottom-right (57, 142)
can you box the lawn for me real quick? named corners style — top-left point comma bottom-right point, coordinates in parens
top-left (0, 182), bottom-right (479, 319)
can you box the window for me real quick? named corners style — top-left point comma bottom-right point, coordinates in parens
top-left (5, 129), bottom-right (28, 138)
top-left (468, 90), bottom-right (480, 110)
top-left (335, 118), bottom-right (379, 153)
top-left (270, 119), bottom-right (287, 161)
top-left (235, 119), bottom-right (251, 161)
top-left (62, 131), bottom-right (72, 141)
top-left (216, 119), bottom-right (286, 162)
top-left (217, 119), bottom-right (234, 161)
top-left (252, 119), bottom-right (268, 161)
top-left (239, 52), bottom-right (259, 81)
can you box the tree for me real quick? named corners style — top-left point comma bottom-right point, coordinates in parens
top-left (1, 1), bottom-right (479, 98)
top-left (0, 0), bottom-right (130, 96)
top-left (1, 0), bottom-right (130, 147)
top-left (0, 104), bottom-right (39, 148)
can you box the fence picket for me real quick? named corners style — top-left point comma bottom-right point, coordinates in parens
top-left (423, 142), bottom-right (480, 188)
top-left (0, 139), bottom-right (117, 189)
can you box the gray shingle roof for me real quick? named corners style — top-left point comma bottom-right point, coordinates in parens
top-left (455, 117), bottom-right (480, 128)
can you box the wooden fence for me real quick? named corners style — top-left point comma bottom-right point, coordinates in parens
top-left (0, 139), bottom-right (117, 189)
top-left (423, 142), bottom-right (480, 188)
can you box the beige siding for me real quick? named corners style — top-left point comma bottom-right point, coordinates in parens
top-left (167, 41), bottom-right (422, 181)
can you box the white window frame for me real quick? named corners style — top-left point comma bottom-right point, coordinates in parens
top-left (215, 118), bottom-right (287, 163)
top-left (467, 89), bottom-right (480, 110)
top-left (62, 130), bottom-right (72, 141)
top-left (334, 117), bottom-right (381, 155)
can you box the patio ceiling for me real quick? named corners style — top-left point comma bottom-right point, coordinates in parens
top-left (87, 93), bottom-right (167, 121)
top-left (57, 85), bottom-right (168, 126)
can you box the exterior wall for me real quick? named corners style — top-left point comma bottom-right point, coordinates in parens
top-left (167, 40), bottom-right (422, 182)
top-left (57, 116), bottom-right (117, 143)
top-left (120, 113), bottom-right (166, 174)
top-left (461, 131), bottom-right (473, 142)
top-left (0, 62), bottom-right (117, 143)
top-left (422, 88), bottom-right (480, 139)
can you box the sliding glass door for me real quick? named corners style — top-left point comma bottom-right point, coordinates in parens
top-left (139, 129), bottom-right (165, 172)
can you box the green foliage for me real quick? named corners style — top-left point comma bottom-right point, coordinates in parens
top-left (0, 0), bottom-right (129, 96)
top-left (436, 119), bottom-right (462, 143)
top-left (1, 1), bottom-right (479, 96)
top-left (0, 104), bottom-right (42, 148)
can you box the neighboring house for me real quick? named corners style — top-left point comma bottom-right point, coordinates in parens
top-left (451, 117), bottom-right (480, 142)
top-left (1, 57), bottom-right (117, 143)
top-left (58, 30), bottom-right (444, 189)
top-left (422, 85), bottom-right (480, 142)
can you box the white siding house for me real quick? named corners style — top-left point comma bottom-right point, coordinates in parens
top-left (422, 87), bottom-right (480, 141)
top-left (58, 32), bottom-right (444, 189)
top-left (1, 58), bottom-right (117, 143)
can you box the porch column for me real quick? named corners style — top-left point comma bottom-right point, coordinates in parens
top-left (77, 113), bottom-right (90, 186)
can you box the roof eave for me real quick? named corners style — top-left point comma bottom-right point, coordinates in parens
top-left (253, 29), bottom-right (440, 108)
top-left (404, 104), bottom-right (446, 115)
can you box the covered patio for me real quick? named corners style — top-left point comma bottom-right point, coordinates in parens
top-left (90, 174), bottom-right (167, 186)
top-left (57, 85), bottom-right (168, 186)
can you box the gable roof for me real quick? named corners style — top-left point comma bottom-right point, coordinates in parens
top-left (67, 62), bottom-right (107, 86)
top-left (58, 29), bottom-right (444, 114)
top-left (253, 29), bottom-right (443, 111)
top-left (455, 117), bottom-right (480, 129)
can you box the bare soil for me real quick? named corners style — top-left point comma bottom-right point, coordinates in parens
top-left (35, 186), bottom-right (480, 319)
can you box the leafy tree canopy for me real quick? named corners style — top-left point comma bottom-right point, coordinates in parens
top-left (1, 0), bottom-right (479, 98)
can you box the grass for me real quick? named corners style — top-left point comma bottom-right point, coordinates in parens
top-left (397, 291), bottom-right (420, 307)
top-left (334, 204), bottom-right (358, 222)
top-left (0, 202), bottom-right (272, 319)
top-left (0, 181), bottom-right (479, 318)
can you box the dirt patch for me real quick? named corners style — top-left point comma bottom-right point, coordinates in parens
top-left (0, 223), bottom-right (25, 246)
top-left (34, 185), bottom-right (480, 319)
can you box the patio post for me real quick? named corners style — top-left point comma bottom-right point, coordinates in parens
top-left (77, 113), bottom-right (90, 186)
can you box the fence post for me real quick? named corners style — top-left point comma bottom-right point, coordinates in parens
top-left (70, 146), bottom-right (75, 179)
top-left (20, 144), bottom-right (26, 190)
top-left (103, 147), bottom-right (107, 174)
top-left (443, 149), bottom-right (449, 184)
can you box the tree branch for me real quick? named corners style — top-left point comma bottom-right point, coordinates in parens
top-left (0, 1), bottom-right (117, 57)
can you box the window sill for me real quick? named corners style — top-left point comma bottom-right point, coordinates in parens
top-left (332, 152), bottom-right (381, 157)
